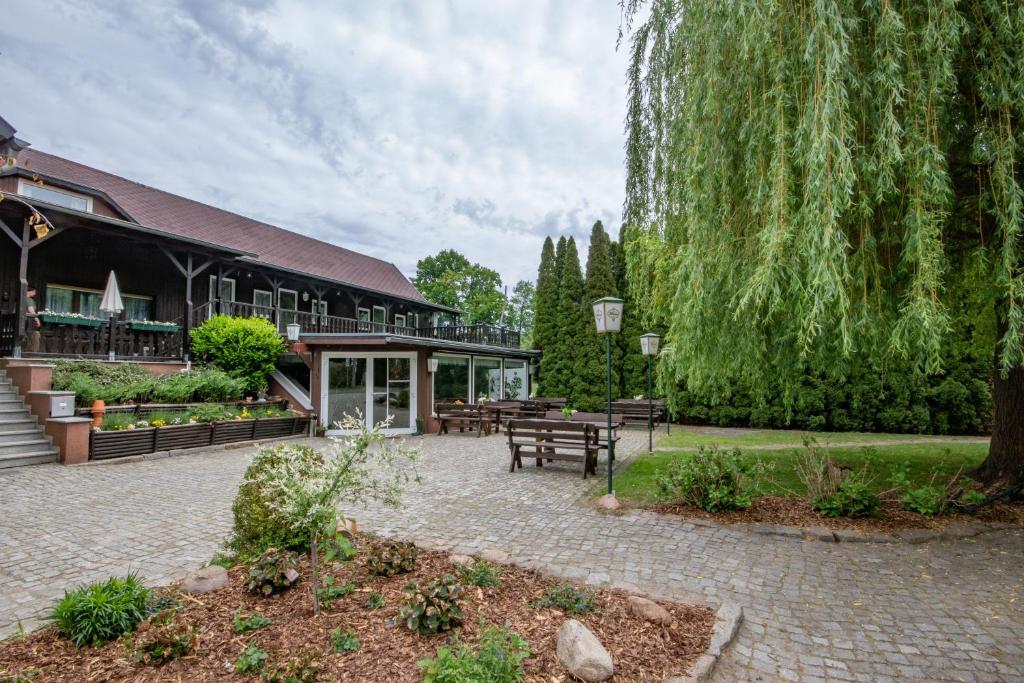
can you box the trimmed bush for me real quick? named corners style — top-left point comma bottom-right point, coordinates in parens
top-left (230, 443), bottom-right (325, 556)
top-left (51, 360), bottom-right (245, 406)
top-left (48, 574), bottom-right (151, 647)
top-left (189, 315), bottom-right (287, 393)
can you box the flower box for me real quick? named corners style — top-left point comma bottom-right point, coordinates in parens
top-left (129, 320), bottom-right (180, 333)
top-left (39, 313), bottom-right (104, 328)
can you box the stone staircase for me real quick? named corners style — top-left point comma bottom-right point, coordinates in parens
top-left (0, 368), bottom-right (59, 468)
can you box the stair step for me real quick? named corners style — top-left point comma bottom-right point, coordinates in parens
top-left (0, 428), bottom-right (48, 438)
top-left (0, 419), bottom-right (42, 433)
top-left (0, 438), bottom-right (53, 456)
top-left (0, 449), bottom-right (59, 469)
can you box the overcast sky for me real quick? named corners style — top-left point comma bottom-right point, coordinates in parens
top-left (2, 0), bottom-right (630, 289)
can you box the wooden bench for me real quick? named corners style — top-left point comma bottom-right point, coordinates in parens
top-left (610, 400), bottom-right (666, 427)
top-left (435, 402), bottom-right (491, 437)
top-left (506, 419), bottom-right (598, 478)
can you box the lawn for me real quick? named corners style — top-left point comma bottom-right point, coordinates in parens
top-left (614, 442), bottom-right (992, 502)
top-left (658, 426), bottom-right (986, 449)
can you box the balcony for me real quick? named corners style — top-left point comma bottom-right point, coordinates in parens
top-left (195, 301), bottom-right (522, 350)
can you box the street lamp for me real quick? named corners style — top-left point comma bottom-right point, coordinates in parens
top-left (592, 296), bottom-right (624, 495)
top-left (640, 333), bottom-right (661, 452)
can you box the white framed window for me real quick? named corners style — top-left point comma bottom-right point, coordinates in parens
top-left (394, 313), bottom-right (406, 328)
top-left (18, 179), bottom-right (92, 213)
top-left (312, 300), bottom-right (328, 315)
top-left (357, 307), bottom-right (370, 321)
top-left (372, 306), bottom-right (386, 324)
top-left (45, 283), bottom-right (151, 319)
top-left (208, 276), bottom-right (235, 302)
top-left (253, 289), bottom-right (273, 308)
top-left (278, 288), bottom-right (298, 310)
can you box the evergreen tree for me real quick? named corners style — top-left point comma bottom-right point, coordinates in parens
top-left (533, 237), bottom-right (557, 353)
top-left (538, 236), bottom-right (569, 396)
top-left (574, 222), bottom-right (621, 410)
top-left (616, 225), bottom-right (648, 399)
top-left (547, 238), bottom-right (586, 402)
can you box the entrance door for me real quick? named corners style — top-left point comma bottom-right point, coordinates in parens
top-left (323, 352), bottom-right (417, 434)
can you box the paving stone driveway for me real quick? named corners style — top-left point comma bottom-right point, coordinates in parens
top-left (1, 433), bottom-right (1022, 681)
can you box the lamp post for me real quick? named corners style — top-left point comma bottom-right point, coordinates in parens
top-left (592, 296), bottom-right (624, 495)
top-left (640, 333), bottom-right (661, 452)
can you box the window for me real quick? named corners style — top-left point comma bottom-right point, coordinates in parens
top-left (503, 360), bottom-right (528, 400)
top-left (473, 358), bottom-right (502, 401)
top-left (18, 180), bottom-right (92, 212)
top-left (253, 289), bottom-right (273, 309)
top-left (433, 355), bottom-right (470, 404)
top-left (44, 284), bottom-right (151, 319)
top-left (394, 313), bottom-right (406, 328)
top-left (372, 306), bottom-right (386, 324)
top-left (278, 289), bottom-right (298, 310)
top-left (208, 276), bottom-right (236, 303)
top-left (357, 307), bottom-right (370, 321)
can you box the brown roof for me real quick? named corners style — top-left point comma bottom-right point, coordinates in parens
top-left (13, 148), bottom-right (430, 305)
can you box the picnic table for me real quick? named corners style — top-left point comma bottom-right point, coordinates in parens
top-left (435, 402), bottom-right (491, 437)
top-left (505, 418), bottom-right (599, 478)
top-left (544, 411), bottom-right (621, 453)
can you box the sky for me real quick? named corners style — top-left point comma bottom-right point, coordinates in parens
top-left (1, 0), bottom-right (631, 289)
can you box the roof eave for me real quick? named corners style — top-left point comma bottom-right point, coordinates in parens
top-left (299, 333), bottom-right (539, 357)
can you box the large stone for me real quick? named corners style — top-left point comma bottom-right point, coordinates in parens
top-left (479, 548), bottom-right (510, 565)
top-left (627, 595), bottom-right (673, 625)
top-left (556, 619), bottom-right (614, 682)
top-left (181, 565), bottom-right (228, 594)
top-left (449, 553), bottom-right (474, 566)
top-left (595, 494), bottom-right (621, 511)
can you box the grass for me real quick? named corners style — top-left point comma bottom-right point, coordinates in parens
top-left (614, 442), bottom-right (992, 502)
top-left (659, 427), bottom-right (986, 449)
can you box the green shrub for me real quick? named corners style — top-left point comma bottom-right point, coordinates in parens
top-left (190, 315), bottom-right (287, 393)
top-left (48, 574), bottom-right (151, 647)
top-left (246, 547), bottom-right (301, 596)
top-left (900, 485), bottom-right (947, 515)
top-left (961, 489), bottom-right (986, 505)
top-left (230, 444), bottom-right (325, 556)
top-left (317, 575), bottom-right (355, 608)
top-left (232, 609), bottom-right (272, 634)
top-left (532, 584), bottom-right (595, 614)
top-left (235, 644), bottom-right (268, 674)
top-left (131, 610), bottom-right (197, 665)
top-left (330, 627), bottom-right (360, 652)
top-left (419, 625), bottom-right (531, 683)
top-left (812, 471), bottom-right (880, 517)
top-left (367, 541), bottom-right (417, 576)
top-left (51, 360), bottom-right (245, 406)
top-left (455, 560), bottom-right (502, 588)
top-left (656, 445), bottom-right (768, 511)
top-left (399, 575), bottom-right (465, 635)
top-left (364, 592), bottom-right (385, 610)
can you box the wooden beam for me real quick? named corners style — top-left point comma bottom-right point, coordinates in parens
top-left (17, 220), bottom-right (30, 355)
top-left (159, 246), bottom-right (188, 277)
top-left (27, 226), bottom-right (67, 249)
top-left (0, 217), bottom-right (22, 247)
top-left (192, 258), bottom-right (214, 278)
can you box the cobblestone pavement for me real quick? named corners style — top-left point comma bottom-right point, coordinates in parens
top-left (2, 433), bottom-right (1022, 682)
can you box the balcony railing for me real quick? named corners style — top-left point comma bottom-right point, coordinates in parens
top-left (195, 301), bottom-right (522, 349)
top-left (25, 317), bottom-right (184, 359)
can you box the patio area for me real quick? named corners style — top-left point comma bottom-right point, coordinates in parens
top-left (1, 430), bottom-right (1022, 680)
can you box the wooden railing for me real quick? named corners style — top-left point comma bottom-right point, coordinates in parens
top-left (0, 313), bottom-right (16, 357)
top-left (31, 318), bottom-right (184, 360)
top-left (197, 301), bottom-right (522, 349)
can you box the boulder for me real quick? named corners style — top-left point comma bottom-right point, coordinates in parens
top-left (181, 565), bottom-right (228, 594)
top-left (479, 548), bottom-right (510, 565)
top-left (556, 619), bottom-right (614, 682)
top-left (627, 595), bottom-right (673, 625)
top-left (449, 554), bottom-right (474, 566)
top-left (595, 494), bottom-right (621, 511)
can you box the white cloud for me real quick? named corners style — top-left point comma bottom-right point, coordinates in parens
top-left (1, 0), bottom-right (628, 286)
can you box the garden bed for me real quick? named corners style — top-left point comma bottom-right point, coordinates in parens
top-left (90, 415), bottom-right (308, 460)
top-left (0, 537), bottom-right (715, 682)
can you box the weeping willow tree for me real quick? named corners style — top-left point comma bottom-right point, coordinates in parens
top-left (621, 0), bottom-right (1023, 487)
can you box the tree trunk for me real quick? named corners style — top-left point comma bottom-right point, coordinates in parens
top-left (974, 306), bottom-right (1024, 489)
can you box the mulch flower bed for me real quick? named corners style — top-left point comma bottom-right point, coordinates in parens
top-left (647, 495), bottom-right (1024, 533)
top-left (0, 536), bottom-right (714, 682)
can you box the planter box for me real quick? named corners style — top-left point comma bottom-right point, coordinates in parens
top-left (129, 321), bottom-right (180, 333)
top-left (89, 415), bottom-right (305, 460)
top-left (40, 314), bottom-right (103, 328)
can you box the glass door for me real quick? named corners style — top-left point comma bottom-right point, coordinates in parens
top-left (372, 357), bottom-right (411, 429)
top-left (326, 358), bottom-right (367, 429)
top-left (324, 353), bottom-right (416, 434)
top-left (278, 289), bottom-right (298, 332)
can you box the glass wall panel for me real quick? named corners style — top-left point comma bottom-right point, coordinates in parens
top-left (474, 358), bottom-right (502, 402)
top-left (503, 360), bottom-right (528, 400)
top-left (327, 357), bottom-right (366, 427)
top-left (434, 356), bottom-right (469, 403)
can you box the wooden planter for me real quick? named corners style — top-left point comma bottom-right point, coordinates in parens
top-left (128, 321), bottom-right (180, 333)
top-left (39, 314), bottom-right (104, 328)
top-left (89, 416), bottom-right (306, 460)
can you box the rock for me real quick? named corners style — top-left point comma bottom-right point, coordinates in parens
top-left (556, 619), bottom-right (614, 682)
top-left (181, 565), bottom-right (228, 594)
top-left (627, 596), bottom-right (673, 625)
top-left (595, 494), bottom-right (620, 511)
top-left (449, 554), bottom-right (474, 566)
top-left (479, 548), bottom-right (510, 565)
top-left (707, 602), bottom-right (743, 657)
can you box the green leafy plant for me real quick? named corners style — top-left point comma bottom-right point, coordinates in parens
top-left (364, 592), bottom-right (385, 610)
top-left (317, 575), bottom-right (355, 607)
top-left (131, 610), bottom-right (197, 665)
top-left (961, 489), bottom-right (986, 505)
top-left (264, 653), bottom-right (318, 683)
top-left (246, 547), bottom-right (301, 596)
top-left (419, 625), bottom-right (531, 683)
top-left (189, 315), bottom-right (287, 393)
top-left (235, 644), bottom-right (269, 674)
top-left (398, 575), bottom-right (465, 635)
top-left (812, 470), bottom-right (881, 518)
top-left (330, 627), bottom-right (360, 653)
top-left (532, 584), bottom-right (595, 614)
top-left (232, 608), bottom-right (272, 634)
top-left (209, 552), bottom-right (236, 570)
top-left (367, 541), bottom-right (418, 577)
top-left (455, 560), bottom-right (502, 588)
top-left (656, 445), bottom-right (769, 511)
top-left (254, 415), bottom-right (420, 614)
top-left (320, 533), bottom-right (356, 565)
top-left (900, 485), bottom-right (946, 515)
top-left (48, 574), bottom-right (151, 647)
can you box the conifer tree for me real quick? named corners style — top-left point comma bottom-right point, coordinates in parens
top-left (538, 236), bottom-right (570, 396)
top-left (533, 237), bottom-right (557, 353)
top-left (547, 238), bottom-right (586, 402)
top-left (574, 222), bottom-right (621, 410)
